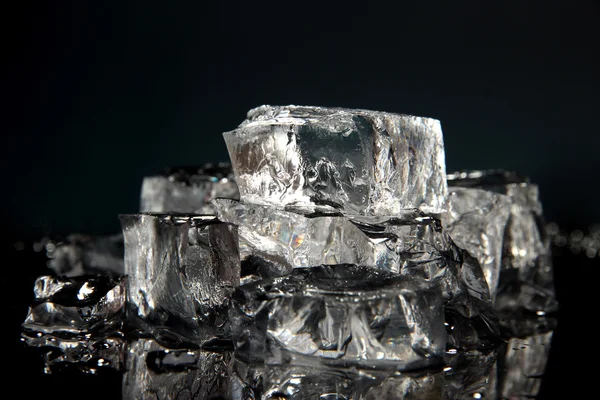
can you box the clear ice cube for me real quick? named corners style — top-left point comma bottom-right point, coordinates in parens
top-left (214, 199), bottom-right (456, 280)
top-left (119, 213), bottom-right (240, 347)
top-left (223, 105), bottom-right (447, 215)
top-left (215, 198), bottom-right (498, 349)
top-left (447, 170), bottom-right (557, 313)
top-left (230, 265), bottom-right (446, 371)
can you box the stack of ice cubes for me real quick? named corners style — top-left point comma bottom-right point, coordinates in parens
top-left (21, 105), bottom-right (557, 399)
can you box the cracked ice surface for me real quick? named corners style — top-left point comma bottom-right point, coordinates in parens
top-left (224, 105), bottom-right (447, 215)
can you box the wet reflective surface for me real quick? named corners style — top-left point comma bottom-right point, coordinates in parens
top-left (12, 238), bottom-right (591, 399)
top-left (15, 254), bottom-right (557, 399)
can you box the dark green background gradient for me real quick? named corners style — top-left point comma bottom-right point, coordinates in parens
top-left (5, 1), bottom-right (599, 238)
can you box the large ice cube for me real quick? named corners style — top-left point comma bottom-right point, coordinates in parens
top-left (223, 105), bottom-right (447, 215)
top-left (140, 163), bottom-right (239, 214)
top-left (119, 213), bottom-right (240, 346)
top-left (230, 264), bottom-right (446, 370)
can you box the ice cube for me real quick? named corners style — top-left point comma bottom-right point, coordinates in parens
top-left (224, 105), bottom-right (447, 215)
top-left (448, 170), bottom-right (557, 313)
top-left (230, 265), bottom-right (446, 371)
top-left (442, 187), bottom-right (512, 298)
top-left (214, 199), bottom-right (457, 282)
top-left (119, 213), bottom-right (239, 347)
top-left (216, 198), bottom-right (498, 349)
top-left (140, 163), bottom-right (239, 214)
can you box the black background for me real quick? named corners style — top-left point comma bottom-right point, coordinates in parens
top-left (4, 1), bottom-right (599, 398)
